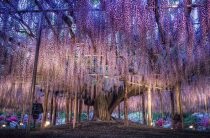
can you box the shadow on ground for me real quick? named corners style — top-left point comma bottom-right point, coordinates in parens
top-left (0, 121), bottom-right (210, 138)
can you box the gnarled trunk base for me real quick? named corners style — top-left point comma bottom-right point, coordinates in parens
top-left (94, 94), bottom-right (111, 121)
top-left (83, 85), bottom-right (146, 121)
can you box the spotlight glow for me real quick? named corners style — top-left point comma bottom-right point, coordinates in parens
top-left (44, 121), bottom-right (50, 127)
top-left (189, 125), bottom-right (194, 129)
top-left (171, 5), bottom-right (179, 8)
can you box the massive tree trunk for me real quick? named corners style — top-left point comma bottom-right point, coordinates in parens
top-left (93, 94), bottom-right (111, 121)
top-left (84, 85), bottom-right (147, 121)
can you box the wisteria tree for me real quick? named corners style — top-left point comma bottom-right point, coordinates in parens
top-left (0, 0), bottom-right (209, 125)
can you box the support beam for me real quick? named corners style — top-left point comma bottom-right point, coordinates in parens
top-left (204, 95), bottom-right (208, 113)
top-left (0, 8), bottom-right (71, 14)
top-left (158, 90), bottom-right (163, 119)
top-left (65, 93), bottom-right (70, 124)
top-left (170, 90), bottom-right (175, 129)
top-left (87, 105), bottom-right (90, 121)
top-left (124, 80), bottom-right (128, 126)
top-left (142, 92), bottom-right (146, 125)
top-left (175, 81), bottom-right (183, 128)
top-left (73, 93), bottom-right (77, 128)
top-left (50, 92), bottom-right (54, 123)
top-left (52, 91), bottom-right (58, 126)
top-left (118, 104), bottom-right (121, 119)
top-left (28, 13), bottom-right (43, 129)
top-left (69, 97), bottom-right (73, 122)
top-left (77, 97), bottom-right (80, 122)
top-left (147, 85), bottom-right (152, 127)
top-left (41, 83), bottom-right (50, 128)
top-left (0, 5), bottom-right (206, 14)
top-left (78, 97), bottom-right (83, 123)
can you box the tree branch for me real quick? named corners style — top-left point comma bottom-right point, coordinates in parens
top-left (34, 0), bottom-right (58, 37)
top-left (0, 0), bottom-right (35, 37)
top-left (44, 0), bottom-right (76, 42)
top-left (108, 85), bottom-right (147, 113)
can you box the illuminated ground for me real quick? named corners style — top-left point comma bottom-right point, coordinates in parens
top-left (0, 121), bottom-right (210, 138)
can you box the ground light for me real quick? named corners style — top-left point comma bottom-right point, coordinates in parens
top-left (189, 125), bottom-right (194, 129)
top-left (44, 121), bottom-right (50, 127)
top-left (2, 124), bottom-right (6, 128)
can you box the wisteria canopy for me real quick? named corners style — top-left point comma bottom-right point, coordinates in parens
top-left (0, 0), bottom-right (209, 123)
